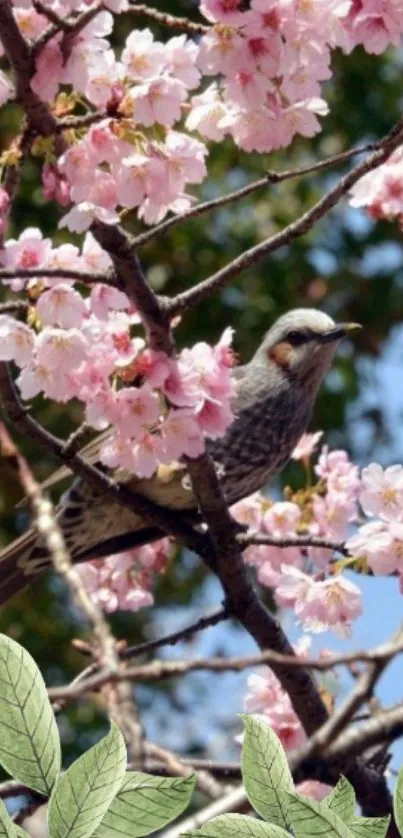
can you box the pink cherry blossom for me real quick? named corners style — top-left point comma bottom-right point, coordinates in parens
top-left (42, 163), bottom-right (70, 207)
top-left (347, 519), bottom-right (403, 575)
top-left (44, 243), bottom-right (80, 280)
top-left (135, 350), bottom-right (171, 388)
top-left (125, 77), bottom-right (187, 127)
top-left (275, 566), bottom-right (362, 636)
top-left (1, 228), bottom-right (51, 290)
top-left (59, 202), bottom-right (119, 234)
top-left (164, 35), bottom-right (200, 88)
top-left (315, 445), bottom-right (361, 500)
top-left (89, 284), bottom-right (130, 320)
top-left (35, 327), bottom-right (88, 372)
top-left (231, 493), bottom-right (264, 531)
top-left (121, 29), bottom-right (166, 80)
top-left (31, 36), bottom-right (63, 102)
top-left (186, 84), bottom-right (227, 141)
top-left (113, 385), bottom-right (161, 438)
top-left (130, 432), bottom-right (163, 479)
top-left (263, 501), bottom-right (302, 535)
top-left (360, 462), bottom-right (403, 521)
top-left (17, 362), bottom-right (74, 403)
top-left (200, 0), bottom-right (248, 26)
top-left (160, 410), bottom-right (204, 460)
top-left (36, 285), bottom-right (87, 329)
top-left (78, 538), bottom-right (171, 613)
top-left (58, 141), bottom-right (98, 188)
top-left (291, 431), bottom-right (324, 461)
top-left (0, 316), bottom-right (34, 366)
top-left (243, 668), bottom-right (306, 751)
top-left (81, 232), bottom-right (113, 274)
top-left (70, 169), bottom-right (118, 210)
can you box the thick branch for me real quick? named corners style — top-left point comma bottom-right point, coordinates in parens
top-left (0, 0), bottom-right (59, 138)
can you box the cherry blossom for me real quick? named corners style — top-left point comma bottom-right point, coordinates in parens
top-left (347, 519), bottom-right (403, 574)
top-left (359, 462), bottom-right (403, 520)
top-left (35, 285), bottom-right (87, 329)
top-left (77, 539), bottom-right (171, 613)
top-left (0, 317), bottom-right (34, 366)
top-left (291, 431), bottom-right (324, 462)
top-left (275, 566), bottom-right (362, 636)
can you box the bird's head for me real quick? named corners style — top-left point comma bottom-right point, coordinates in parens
top-left (253, 309), bottom-right (361, 393)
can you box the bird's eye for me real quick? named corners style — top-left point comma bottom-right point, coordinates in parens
top-left (286, 330), bottom-right (309, 346)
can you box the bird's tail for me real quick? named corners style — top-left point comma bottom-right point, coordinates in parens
top-left (0, 522), bottom-right (170, 607)
top-left (0, 530), bottom-right (49, 605)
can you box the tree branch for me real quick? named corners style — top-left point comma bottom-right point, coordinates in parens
top-left (131, 142), bottom-right (378, 250)
top-left (168, 119), bottom-right (403, 315)
top-left (126, 3), bottom-right (209, 34)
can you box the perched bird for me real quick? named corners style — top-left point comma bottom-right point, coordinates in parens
top-left (0, 309), bottom-right (359, 604)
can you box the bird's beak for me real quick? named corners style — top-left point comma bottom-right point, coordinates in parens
top-left (319, 322), bottom-right (362, 344)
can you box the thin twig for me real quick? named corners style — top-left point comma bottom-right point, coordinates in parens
top-left (132, 142), bottom-right (378, 249)
top-left (168, 119), bottom-right (403, 315)
top-left (46, 627), bottom-right (403, 701)
top-left (120, 606), bottom-right (229, 660)
top-left (145, 742), bottom-right (224, 801)
top-left (32, 1), bottom-right (71, 31)
top-left (126, 3), bottom-right (209, 34)
top-left (0, 421), bottom-right (145, 763)
top-left (0, 268), bottom-right (117, 286)
top-left (0, 300), bottom-right (28, 314)
top-left (239, 532), bottom-right (350, 555)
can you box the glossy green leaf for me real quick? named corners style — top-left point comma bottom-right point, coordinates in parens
top-left (394, 761), bottom-right (403, 836)
top-left (286, 792), bottom-right (354, 837)
top-left (95, 771), bottom-right (195, 838)
top-left (0, 634), bottom-right (60, 794)
top-left (48, 722), bottom-right (126, 838)
top-left (185, 814), bottom-right (290, 838)
top-left (348, 816), bottom-right (390, 838)
top-left (323, 776), bottom-right (355, 822)
top-left (241, 715), bottom-right (293, 830)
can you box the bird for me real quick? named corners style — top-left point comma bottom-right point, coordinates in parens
top-left (0, 308), bottom-right (360, 605)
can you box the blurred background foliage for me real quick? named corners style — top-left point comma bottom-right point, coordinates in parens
top-left (1, 0), bottom-right (403, 773)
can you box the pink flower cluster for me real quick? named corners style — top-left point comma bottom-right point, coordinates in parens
top-left (231, 433), bottom-right (362, 636)
top-left (241, 638), bottom-right (314, 752)
top-left (0, 1), bottom-right (402, 229)
top-left (0, 230), bottom-right (236, 479)
top-left (77, 539), bottom-right (171, 613)
top-left (349, 146), bottom-right (403, 227)
top-left (347, 463), bottom-right (403, 578)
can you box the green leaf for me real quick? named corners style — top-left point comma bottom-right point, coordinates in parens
top-left (185, 814), bottom-right (290, 838)
top-left (394, 761), bottom-right (403, 836)
top-left (286, 793), bottom-right (355, 837)
top-left (95, 771), bottom-right (195, 838)
top-left (0, 634), bottom-right (60, 795)
top-left (348, 816), bottom-right (390, 838)
top-left (0, 798), bottom-right (19, 838)
top-left (323, 776), bottom-right (356, 822)
top-left (240, 715), bottom-right (293, 830)
top-left (48, 722), bottom-right (127, 838)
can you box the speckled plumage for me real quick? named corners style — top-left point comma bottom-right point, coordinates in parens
top-left (0, 309), bottom-right (357, 604)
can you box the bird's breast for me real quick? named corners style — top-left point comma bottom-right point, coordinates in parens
top-left (207, 384), bottom-right (312, 505)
